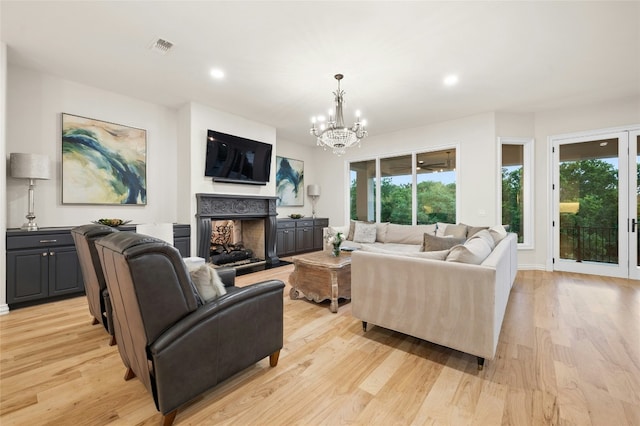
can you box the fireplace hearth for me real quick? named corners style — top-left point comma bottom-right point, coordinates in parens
top-left (196, 194), bottom-right (279, 266)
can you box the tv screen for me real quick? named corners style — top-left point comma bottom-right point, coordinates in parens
top-left (204, 130), bottom-right (273, 185)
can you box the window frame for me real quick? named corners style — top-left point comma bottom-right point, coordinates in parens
top-left (498, 137), bottom-right (534, 249)
top-left (348, 146), bottom-right (458, 226)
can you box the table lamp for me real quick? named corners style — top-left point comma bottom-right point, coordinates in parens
top-left (307, 184), bottom-right (321, 218)
top-left (10, 153), bottom-right (51, 231)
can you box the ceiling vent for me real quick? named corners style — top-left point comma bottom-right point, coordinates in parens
top-left (149, 37), bottom-right (174, 55)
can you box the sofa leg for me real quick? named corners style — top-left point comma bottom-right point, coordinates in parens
top-left (362, 321), bottom-right (368, 332)
top-left (477, 357), bottom-right (485, 370)
top-left (269, 350), bottom-right (280, 367)
top-left (162, 410), bottom-right (177, 426)
top-left (108, 335), bottom-right (116, 346)
top-left (124, 367), bottom-right (136, 381)
top-left (92, 317), bottom-right (99, 325)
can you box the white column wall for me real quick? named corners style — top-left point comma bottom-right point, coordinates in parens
top-left (1, 43), bottom-right (8, 314)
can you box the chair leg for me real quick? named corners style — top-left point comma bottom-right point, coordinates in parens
top-left (162, 410), bottom-right (177, 426)
top-left (92, 318), bottom-right (100, 325)
top-left (124, 367), bottom-right (136, 381)
top-left (362, 321), bottom-right (368, 332)
top-left (108, 335), bottom-right (116, 346)
top-left (269, 350), bottom-right (280, 367)
top-left (477, 357), bottom-right (485, 370)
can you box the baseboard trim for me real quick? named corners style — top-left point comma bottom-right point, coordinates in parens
top-left (0, 303), bottom-right (10, 316)
top-left (517, 264), bottom-right (547, 271)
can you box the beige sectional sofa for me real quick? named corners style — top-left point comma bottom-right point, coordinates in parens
top-left (334, 221), bottom-right (517, 369)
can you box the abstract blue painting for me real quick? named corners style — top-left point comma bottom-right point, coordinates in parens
top-left (62, 113), bottom-right (146, 205)
top-left (276, 156), bottom-right (304, 206)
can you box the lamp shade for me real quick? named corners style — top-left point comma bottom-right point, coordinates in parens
top-left (307, 184), bottom-right (321, 197)
top-left (10, 153), bottom-right (51, 180)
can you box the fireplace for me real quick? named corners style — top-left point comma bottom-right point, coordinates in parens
top-left (196, 194), bottom-right (279, 267)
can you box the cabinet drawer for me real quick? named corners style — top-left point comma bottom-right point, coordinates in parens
top-left (296, 220), bottom-right (314, 228)
top-left (277, 220), bottom-right (296, 229)
top-left (314, 218), bottom-right (329, 227)
top-left (173, 225), bottom-right (190, 238)
top-left (7, 233), bottom-right (74, 250)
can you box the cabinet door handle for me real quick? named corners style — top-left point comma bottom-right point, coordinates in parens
top-left (39, 239), bottom-right (57, 243)
top-left (42, 252), bottom-right (48, 257)
top-left (49, 251), bottom-right (55, 256)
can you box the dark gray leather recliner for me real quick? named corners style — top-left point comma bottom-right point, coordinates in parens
top-left (95, 231), bottom-right (285, 426)
top-left (71, 224), bottom-right (120, 346)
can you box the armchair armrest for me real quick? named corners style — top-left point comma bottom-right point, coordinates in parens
top-left (151, 279), bottom-right (284, 353)
top-left (215, 266), bottom-right (236, 287)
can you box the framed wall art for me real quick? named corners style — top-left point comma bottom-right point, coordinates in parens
top-left (62, 113), bottom-right (147, 205)
top-left (275, 156), bottom-right (304, 206)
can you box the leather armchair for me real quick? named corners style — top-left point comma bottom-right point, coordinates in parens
top-left (95, 232), bottom-right (285, 426)
top-left (71, 224), bottom-right (120, 345)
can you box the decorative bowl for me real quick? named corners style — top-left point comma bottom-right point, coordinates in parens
top-left (289, 214), bottom-right (304, 219)
top-left (92, 218), bottom-right (131, 227)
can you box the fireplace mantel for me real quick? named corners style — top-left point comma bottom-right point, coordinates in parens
top-left (195, 193), bottom-right (279, 264)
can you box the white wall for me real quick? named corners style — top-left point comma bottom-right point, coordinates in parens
top-left (5, 65), bottom-right (179, 228)
top-left (313, 112), bottom-right (499, 228)
top-left (274, 138), bottom-right (319, 219)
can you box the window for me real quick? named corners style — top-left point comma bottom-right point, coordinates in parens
top-left (416, 150), bottom-right (456, 224)
top-left (349, 148), bottom-right (457, 225)
top-left (500, 137), bottom-right (533, 247)
top-left (350, 159), bottom-right (376, 221)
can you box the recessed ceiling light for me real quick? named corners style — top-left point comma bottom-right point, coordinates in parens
top-left (210, 69), bottom-right (225, 79)
top-left (444, 74), bottom-right (459, 86)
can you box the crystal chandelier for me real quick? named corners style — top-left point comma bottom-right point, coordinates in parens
top-left (310, 74), bottom-right (368, 155)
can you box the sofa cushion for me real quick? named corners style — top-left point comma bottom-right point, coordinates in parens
top-left (360, 244), bottom-right (447, 259)
top-left (347, 220), bottom-right (374, 241)
top-left (446, 237), bottom-right (493, 265)
top-left (188, 264), bottom-right (227, 302)
top-left (353, 221), bottom-right (377, 243)
top-left (386, 223), bottom-right (437, 245)
top-left (444, 223), bottom-right (468, 239)
top-left (376, 222), bottom-right (390, 243)
top-left (422, 233), bottom-right (466, 251)
top-left (489, 224), bottom-right (508, 245)
top-left (400, 249), bottom-right (450, 260)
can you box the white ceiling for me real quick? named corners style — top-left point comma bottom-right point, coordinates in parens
top-left (2, 1), bottom-right (639, 145)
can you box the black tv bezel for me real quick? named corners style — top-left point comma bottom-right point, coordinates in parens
top-left (205, 129), bottom-right (272, 185)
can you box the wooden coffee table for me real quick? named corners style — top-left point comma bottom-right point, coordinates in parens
top-left (289, 250), bottom-right (351, 313)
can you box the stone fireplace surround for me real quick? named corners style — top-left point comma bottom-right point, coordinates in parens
top-left (196, 193), bottom-right (279, 265)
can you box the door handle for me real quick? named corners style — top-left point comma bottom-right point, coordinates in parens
top-left (632, 218), bottom-right (637, 233)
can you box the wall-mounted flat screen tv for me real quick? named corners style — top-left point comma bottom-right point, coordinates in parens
top-left (204, 129), bottom-right (272, 185)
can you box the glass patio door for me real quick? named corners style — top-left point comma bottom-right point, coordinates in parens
top-left (552, 131), bottom-right (630, 278)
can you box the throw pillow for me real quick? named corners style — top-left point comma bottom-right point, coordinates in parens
top-left (189, 264), bottom-right (227, 302)
top-left (422, 233), bottom-right (465, 251)
top-left (444, 223), bottom-right (468, 239)
top-left (461, 223), bottom-right (489, 238)
top-left (489, 224), bottom-right (508, 245)
top-left (467, 229), bottom-right (495, 250)
top-left (446, 237), bottom-right (492, 265)
top-left (353, 221), bottom-right (377, 243)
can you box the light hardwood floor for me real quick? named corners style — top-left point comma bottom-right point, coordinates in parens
top-left (1, 267), bottom-right (639, 425)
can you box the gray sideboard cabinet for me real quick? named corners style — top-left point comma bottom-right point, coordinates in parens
top-left (6, 224), bottom-right (191, 309)
top-left (6, 228), bottom-right (84, 308)
top-left (276, 217), bottom-right (328, 256)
